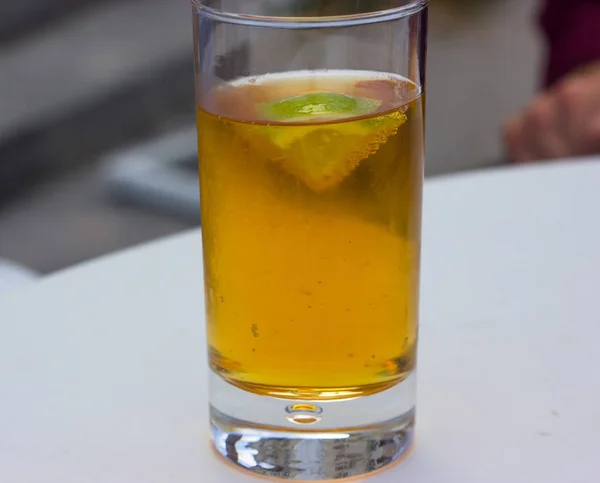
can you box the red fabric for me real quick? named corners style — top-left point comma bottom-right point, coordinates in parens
top-left (540, 0), bottom-right (600, 87)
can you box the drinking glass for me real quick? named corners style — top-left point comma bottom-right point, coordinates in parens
top-left (192, 0), bottom-right (427, 479)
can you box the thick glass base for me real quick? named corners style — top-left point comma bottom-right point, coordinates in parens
top-left (209, 371), bottom-right (416, 480)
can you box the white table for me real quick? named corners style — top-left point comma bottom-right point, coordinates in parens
top-left (1, 160), bottom-right (599, 483)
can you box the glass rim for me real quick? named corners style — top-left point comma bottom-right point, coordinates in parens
top-left (191, 0), bottom-right (428, 28)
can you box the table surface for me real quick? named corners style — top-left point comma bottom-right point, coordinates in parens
top-left (1, 160), bottom-right (599, 483)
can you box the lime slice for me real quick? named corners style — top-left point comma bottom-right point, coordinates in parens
top-left (237, 91), bottom-right (407, 191)
top-left (259, 92), bottom-right (382, 123)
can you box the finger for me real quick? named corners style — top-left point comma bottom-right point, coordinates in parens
top-left (554, 79), bottom-right (592, 154)
top-left (503, 115), bottom-right (533, 163)
top-left (554, 75), bottom-right (600, 155)
top-left (520, 94), bottom-right (568, 160)
top-left (585, 116), bottom-right (600, 154)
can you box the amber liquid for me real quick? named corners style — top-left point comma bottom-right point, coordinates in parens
top-left (198, 71), bottom-right (424, 400)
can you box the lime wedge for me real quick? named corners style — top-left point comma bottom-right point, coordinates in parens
top-left (237, 91), bottom-right (407, 191)
top-left (259, 92), bottom-right (382, 123)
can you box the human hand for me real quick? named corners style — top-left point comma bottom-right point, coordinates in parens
top-left (503, 62), bottom-right (600, 163)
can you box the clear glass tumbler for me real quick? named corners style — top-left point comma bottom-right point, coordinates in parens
top-left (192, 0), bottom-right (427, 479)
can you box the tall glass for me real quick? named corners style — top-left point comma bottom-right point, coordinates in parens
top-left (192, 0), bottom-right (427, 479)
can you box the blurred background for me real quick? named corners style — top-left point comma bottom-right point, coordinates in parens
top-left (0, 0), bottom-right (540, 276)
